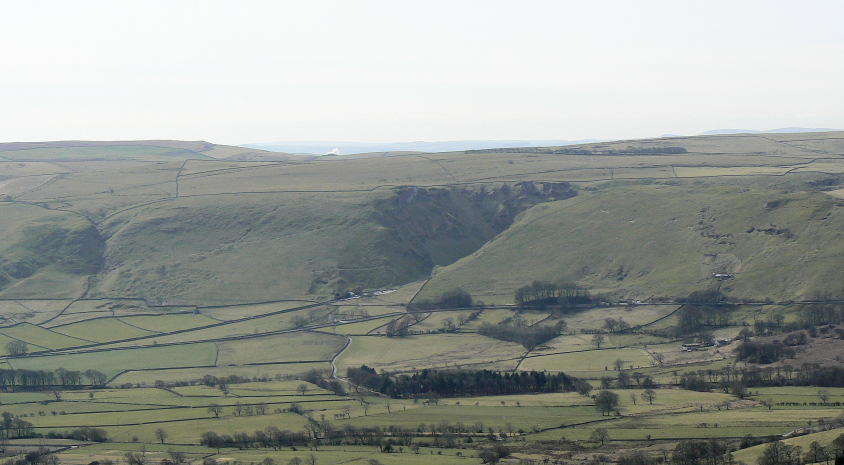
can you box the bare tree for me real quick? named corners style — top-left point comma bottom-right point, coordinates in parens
top-left (592, 334), bottom-right (605, 348)
top-left (207, 403), bottom-right (223, 418)
top-left (818, 389), bottom-right (831, 403)
top-left (590, 427), bottom-right (610, 445)
top-left (298, 383), bottom-right (309, 396)
top-left (124, 446), bottom-right (146, 465)
top-left (155, 428), bottom-right (168, 444)
top-left (641, 389), bottom-right (657, 405)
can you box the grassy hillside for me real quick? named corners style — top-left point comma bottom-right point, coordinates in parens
top-left (0, 133), bottom-right (843, 303)
top-left (417, 184), bottom-right (844, 303)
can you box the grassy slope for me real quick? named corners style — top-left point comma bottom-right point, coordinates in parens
top-left (1, 133), bottom-right (843, 305)
top-left (418, 184), bottom-right (844, 303)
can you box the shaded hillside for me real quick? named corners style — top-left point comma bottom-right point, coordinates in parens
top-left (417, 184), bottom-right (844, 304)
top-left (0, 203), bottom-right (102, 298)
top-left (91, 183), bottom-right (571, 304)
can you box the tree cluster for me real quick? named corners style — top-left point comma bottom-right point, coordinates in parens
top-left (410, 289), bottom-right (473, 311)
top-left (672, 439), bottom-right (730, 465)
top-left (477, 321), bottom-right (565, 350)
top-left (0, 412), bottom-right (34, 439)
top-left (514, 281), bottom-right (590, 310)
top-left (735, 341), bottom-right (796, 364)
top-left (798, 302), bottom-right (844, 327)
top-left (594, 390), bottom-right (620, 416)
top-left (346, 366), bottom-right (575, 398)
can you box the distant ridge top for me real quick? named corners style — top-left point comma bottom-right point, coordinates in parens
top-left (700, 127), bottom-right (840, 136)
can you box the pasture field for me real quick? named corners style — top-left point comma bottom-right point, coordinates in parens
top-left (10, 342), bottom-right (218, 379)
top-left (118, 313), bottom-right (221, 332)
top-left (459, 307), bottom-right (518, 330)
top-left (404, 311), bottom-right (472, 332)
top-left (335, 333), bottom-right (527, 374)
top-left (563, 305), bottom-right (678, 331)
top-left (199, 301), bottom-right (314, 321)
top-left (520, 347), bottom-right (654, 375)
top-left (336, 404), bottom-right (605, 432)
top-left (50, 318), bottom-right (156, 342)
top-left (331, 317), bottom-right (397, 335)
top-left (93, 306), bottom-right (335, 349)
top-left (0, 323), bottom-right (90, 349)
top-left (214, 331), bottom-right (347, 365)
top-left (749, 386), bottom-right (844, 406)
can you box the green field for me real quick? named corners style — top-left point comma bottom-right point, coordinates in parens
top-left (10, 343), bottom-right (218, 379)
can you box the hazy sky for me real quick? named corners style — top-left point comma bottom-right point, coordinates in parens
top-left (2, 1), bottom-right (842, 145)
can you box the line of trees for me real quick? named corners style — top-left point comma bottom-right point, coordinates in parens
top-left (676, 364), bottom-right (844, 391)
top-left (347, 366), bottom-right (576, 398)
top-left (798, 302), bottom-right (844, 327)
top-left (514, 281), bottom-right (590, 310)
top-left (0, 368), bottom-right (107, 391)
